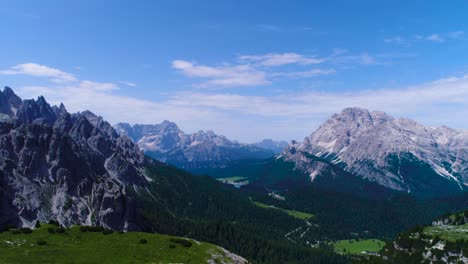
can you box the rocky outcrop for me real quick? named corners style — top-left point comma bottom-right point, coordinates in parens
top-left (0, 87), bottom-right (148, 230)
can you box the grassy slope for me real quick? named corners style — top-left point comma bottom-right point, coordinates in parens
top-left (252, 201), bottom-right (314, 220)
top-left (0, 224), bottom-right (236, 264)
top-left (424, 223), bottom-right (468, 242)
top-left (333, 239), bottom-right (386, 255)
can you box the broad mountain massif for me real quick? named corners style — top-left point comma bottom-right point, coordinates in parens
top-left (0, 87), bottom-right (466, 263)
top-left (281, 107), bottom-right (468, 197)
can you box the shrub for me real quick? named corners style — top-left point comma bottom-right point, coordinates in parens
top-left (37, 240), bottom-right (47, 246)
top-left (11, 230), bottom-right (21, 235)
top-left (1, 224), bottom-right (15, 232)
top-left (20, 228), bottom-right (32, 234)
top-left (169, 238), bottom-right (192, 248)
top-left (80, 226), bottom-right (104, 232)
top-left (56, 227), bottom-right (66, 233)
top-left (48, 220), bottom-right (59, 226)
top-left (35, 222), bottom-right (41, 228)
top-left (169, 244), bottom-right (176, 249)
top-left (139, 239), bottom-right (148, 244)
top-left (118, 231), bottom-right (124, 234)
top-left (47, 227), bottom-right (56, 234)
top-left (102, 229), bottom-right (114, 235)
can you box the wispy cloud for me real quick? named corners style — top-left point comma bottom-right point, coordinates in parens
top-left (384, 37), bottom-right (406, 44)
top-left (171, 60), bottom-right (270, 87)
top-left (426, 34), bottom-right (444, 42)
top-left (239, 53), bottom-right (324, 66)
top-left (271, 69), bottom-right (335, 78)
top-left (171, 54), bottom-right (336, 88)
top-left (172, 50), bottom-right (407, 87)
top-left (385, 31), bottom-right (464, 45)
top-left (119, 81), bottom-right (136, 87)
top-left (0, 63), bottom-right (76, 83)
top-left (448, 30), bottom-right (464, 39)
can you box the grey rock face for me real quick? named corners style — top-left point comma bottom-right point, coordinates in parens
top-left (0, 87), bottom-right (147, 229)
top-left (0, 87), bottom-right (22, 117)
top-left (281, 107), bottom-right (468, 194)
top-left (114, 122), bottom-right (273, 169)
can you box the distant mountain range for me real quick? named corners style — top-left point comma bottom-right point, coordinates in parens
top-left (253, 139), bottom-right (288, 154)
top-left (114, 122), bottom-right (280, 170)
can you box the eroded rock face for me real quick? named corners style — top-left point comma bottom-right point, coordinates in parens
top-left (0, 87), bottom-right (147, 230)
top-left (281, 107), bottom-right (468, 195)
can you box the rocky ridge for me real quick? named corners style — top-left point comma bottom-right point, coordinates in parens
top-left (0, 87), bottom-right (149, 230)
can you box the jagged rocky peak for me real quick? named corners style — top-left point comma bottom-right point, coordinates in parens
top-left (51, 102), bottom-right (68, 116)
top-left (80, 110), bottom-right (119, 139)
top-left (0, 87), bottom-right (148, 230)
top-left (0, 86), bottom-right (22, 116)
top-left (0, 87), bottom-right (70, 126)
top-left (160, 119), bottom-right (179, 129)
top-left (114, 120), bottom-right (182, 142)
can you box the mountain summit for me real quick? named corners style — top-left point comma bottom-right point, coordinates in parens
top-left (114, 122), bottom-right (274, 170)
top-left (281, 107), bottom-right (468, 196)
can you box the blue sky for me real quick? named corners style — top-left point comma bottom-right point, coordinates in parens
top-left (1, 0), bottom-right (468, 142)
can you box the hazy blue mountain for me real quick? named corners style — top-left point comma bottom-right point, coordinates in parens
top-left (252, 139), bottom-right (288, 154)
top-left (114, 122), bottom-right (274, 170)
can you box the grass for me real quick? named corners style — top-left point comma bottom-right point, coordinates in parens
top-left (333, 239), bottom-right (385, 255)
top-left (424, 223), bottom-right (468, 242)
top-left (252, 201), bottom-right (314, 220)
top-left (0, 224), bottom-right (238, 264)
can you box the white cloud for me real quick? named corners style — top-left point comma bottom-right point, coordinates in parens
top-left (271, 69), bottom-right (335, 78)
top-left (172, 53), bottom-right (338, 88)
top-left (0, 63), bottom-right (76, 83)
top-left (360, 53), bottom-right (377, 65)
top-left (385, 31), bottom-right (464, 45)
top-left (239, 53), bottom-right (324, 66)
top-left (331, 48), bottom-right (348, 56)
top-left (448, 30), bottom-right (464, 39)
top-left (426, 34), bottom-right (444, 42)
top-left (172, 60), bottom-right (270, 87)
top-left (79, 80), bottom-right (118, 91)
top-left (384, 37), bottom-right (406, 44)
top-left (119, 81), bottom-right (136, 87)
